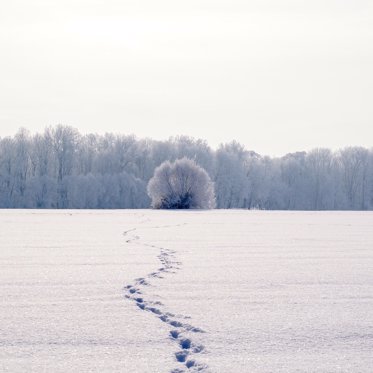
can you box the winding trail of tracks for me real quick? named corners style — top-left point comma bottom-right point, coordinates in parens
top-left (123, 221), bottom-right (208, 373)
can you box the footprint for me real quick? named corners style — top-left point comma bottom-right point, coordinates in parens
top-left (193, 345), bottom-right (205, 354)
top-left (135, 277), bottom-right (149, 286)
top-left (136, 303), bottom-right (145, 310)
top-left (148, 307), bottom-right (162, 315)
top-left (185, 360), bottom-right (196, 369)
top-left (159, 315), bottom-right (169, 323)
top-left (170, 330), bottom-right (180, 339)
top-left (123, 221), bottom-right (207, 371)
top-left (189, 326), bottom-right (204, 333)
top-left (175, 351), bottom-right (189, 363)
top-left (170, 320), bottom-right (184, 328)
top-left (180, 338), bottom-right (191, 350)
top-left (152, 301), bottom-right (163, 306)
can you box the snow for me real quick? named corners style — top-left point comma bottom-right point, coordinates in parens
top-left (1, 210), bottom-right (373, 372)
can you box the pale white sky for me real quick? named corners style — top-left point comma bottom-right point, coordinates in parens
top-left (0, 0), bottom-right (372, 156)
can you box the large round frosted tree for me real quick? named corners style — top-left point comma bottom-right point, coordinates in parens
top-left (147, 157), bottom-right (215, 209)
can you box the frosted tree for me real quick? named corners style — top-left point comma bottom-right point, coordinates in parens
top-left (49, 125), bottom-right (80, 208)
top-left (0, 125), bottom-right (372, 210)
top-left (215, 142), bottom-right (249, 208)
top-left (147, 158), bottom-right (215, 209)
top-left (280, 152), bottom-right (308, 209)
top-left (0, 137), bottom-right (16, 207)
top-left (338, 147), bottom-right (370, 209)
top-left (305, 148), bottom-right (334, 210)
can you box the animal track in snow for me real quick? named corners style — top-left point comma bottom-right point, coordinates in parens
top-left (122, 222), bottom-right (208, 372)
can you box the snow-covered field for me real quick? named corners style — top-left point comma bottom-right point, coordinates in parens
top-left (0, 210), bottom-right (372, 373)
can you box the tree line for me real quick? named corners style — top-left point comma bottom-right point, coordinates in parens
top-left (0, 125), bottom-right (372, 210)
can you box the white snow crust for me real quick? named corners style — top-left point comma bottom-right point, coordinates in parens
top-left (0, 210), bottom-right (372, 372)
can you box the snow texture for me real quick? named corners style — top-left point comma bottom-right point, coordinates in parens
top-left (0, 210), bottom-right (373, 372)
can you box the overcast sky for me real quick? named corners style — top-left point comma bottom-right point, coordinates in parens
top-left (1, 0), bottom-right (372, 156)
